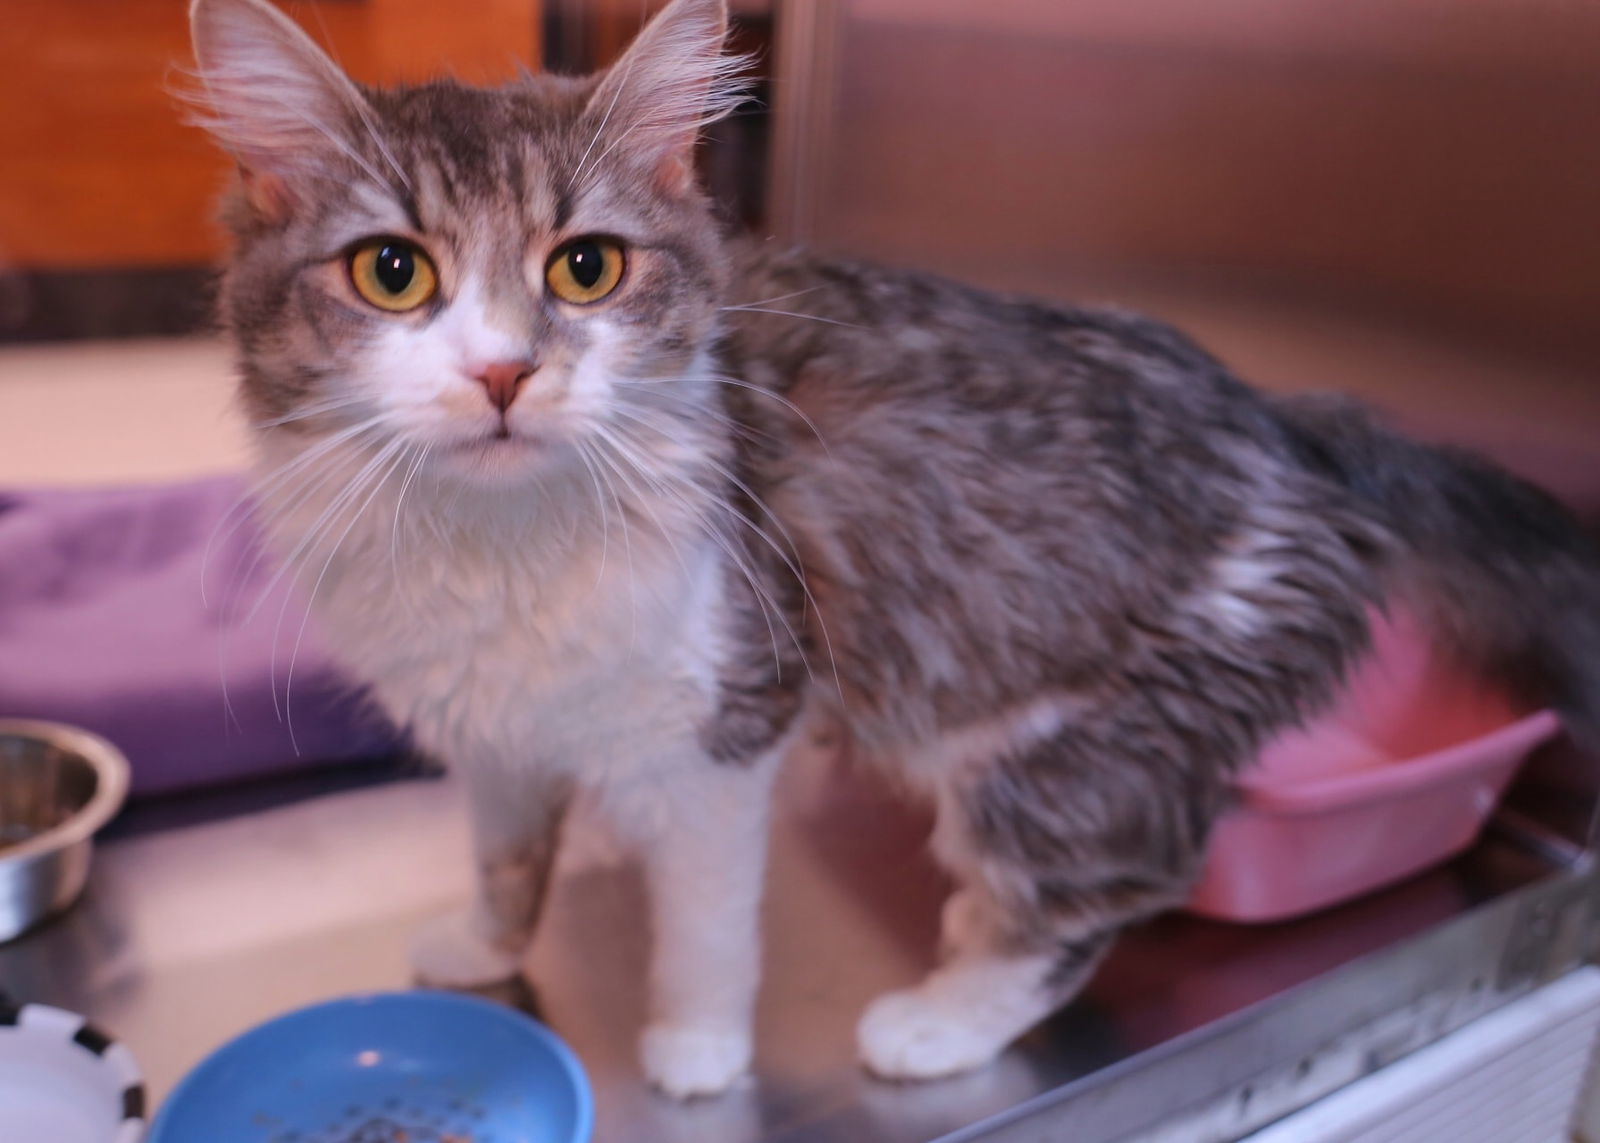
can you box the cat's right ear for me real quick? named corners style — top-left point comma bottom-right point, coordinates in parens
top-left (187, 0), bottom-right (379, 222)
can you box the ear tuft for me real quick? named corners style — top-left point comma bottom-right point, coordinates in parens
top-left (579, 0), bottom-right (750, 193)
top-left (186, 0), bottom-right (389, 195)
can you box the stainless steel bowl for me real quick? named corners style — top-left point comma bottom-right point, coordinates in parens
top-left (0, 720), bottom-right (129, 943)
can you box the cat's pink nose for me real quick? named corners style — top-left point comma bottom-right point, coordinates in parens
top-left (472, 359), bottom-right (538, 413)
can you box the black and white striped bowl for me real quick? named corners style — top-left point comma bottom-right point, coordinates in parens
top-left (0, 994), bottom-right (146, 1142)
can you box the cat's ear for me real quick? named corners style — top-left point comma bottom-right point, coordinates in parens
top-left (187, 0), bottom-right (383, 221)
top-left (582, 0), bottom-right (747, 195)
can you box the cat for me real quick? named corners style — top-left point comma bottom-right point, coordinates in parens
top-left (188, 0), bottom-right (1600, 1099)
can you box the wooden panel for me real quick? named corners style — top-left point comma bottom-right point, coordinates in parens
top-left (1, 0), bottom-right (541, 270)
top-left (849, 0), bottom-right (1600, 77)
top-left (801, 3), bottom-right (1600, 358)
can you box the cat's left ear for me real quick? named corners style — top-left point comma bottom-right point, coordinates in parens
top-left (188, 0), bottom-right (386, 222)
top-left (582, 0), bottom-right (747, 195)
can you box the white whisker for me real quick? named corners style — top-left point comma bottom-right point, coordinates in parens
top-left (584, 423), bottom-right (700, 583)
top-left (298, 2), bottom-right (412, 192)
top-left (620, 372), bottom-right (832, 461)
top-left (352, 102), bottom-right (411, 191)
top-left (722, 286), bottom-right (824, 312)
top-left (203, 416), bottom-right (387, 608)
top-left (258, 440), bottom-right (403, 721)
top-left (251, 396), bottom-right (371, 429)
top-left (285, 440), bottom-right (410, 752)
top-left (242, 88), bottom-right (392, 192)
top-left (605, 409), bottom-right (845, 702)
top-left (623, 385), bottom-right (774, 444)
top-left (228, 431), bottom-right (384, 627)
top-left (577, 437), bottom-right (638, 648)
top-left (596, 415), bottom-right (809, 684)
top-left (569, 48), bottom-right (637, 193)
top-left (718, 305), bottom-right (862, 330)
top-left (389, 441), bottom-right (430, 590)
top-left (609, 403), bottom-right (808, 583)
top-left (573, 440), bottom-right (614, 594)
top-left (579, 122), bottom-right (647, 188)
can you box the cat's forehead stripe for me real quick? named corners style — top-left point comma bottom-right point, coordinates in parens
top-left (396, 142), bottom-right (561, 243)
top-left (504, 152), bottom-right (529, 215)
top-left (365, 81), bottom-right (603, 241)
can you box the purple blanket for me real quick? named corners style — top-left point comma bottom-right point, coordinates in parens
top-left (0, 476), bottom-right (400, 795)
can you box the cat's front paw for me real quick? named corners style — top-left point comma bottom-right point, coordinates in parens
top-left (409, 909), bottom-right (522, 988)
top-left (640, 1021), bottom-right (752, 1099)
top-left (857, 988), bottom-right (1008, 1080)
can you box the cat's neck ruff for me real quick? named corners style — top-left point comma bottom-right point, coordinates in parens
top-left (245, 407), bottom-right (731, 703)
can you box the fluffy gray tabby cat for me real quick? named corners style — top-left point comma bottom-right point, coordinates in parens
top-left (189, 0), bottom-right (1600, 1098)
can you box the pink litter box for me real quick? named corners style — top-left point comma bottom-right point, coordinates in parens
top-left (1187, 608), bottom-right (1562, 923)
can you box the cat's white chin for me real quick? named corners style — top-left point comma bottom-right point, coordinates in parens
top-left (428, 431), bottom-right (553, 483)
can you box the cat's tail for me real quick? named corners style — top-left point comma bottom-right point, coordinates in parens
top-left (1274, 392), bottom-right (1600, 750)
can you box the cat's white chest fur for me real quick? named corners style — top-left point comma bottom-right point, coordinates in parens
top-left (254, 450), bottom-right (725, 781)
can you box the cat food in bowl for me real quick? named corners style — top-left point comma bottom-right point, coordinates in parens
top-left (1188, 609), bottom-right (1561, 923)
top-left (147, 991), bottom-right (592, 1143)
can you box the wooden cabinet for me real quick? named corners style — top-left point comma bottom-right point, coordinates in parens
top-left (2, 0), bottom-right (542, 270)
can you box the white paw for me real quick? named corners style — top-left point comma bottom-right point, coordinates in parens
top-left (857, 988), bottom-right (1010, 1080)
top-left (640, 1021), bottom-right (752, 1099)
top-left (409, 909), bottom-right (522, 988)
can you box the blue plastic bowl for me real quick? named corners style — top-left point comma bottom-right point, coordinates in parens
top-left (147, 991), bottom-right (593, 1143)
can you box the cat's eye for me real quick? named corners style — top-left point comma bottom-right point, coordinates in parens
top-left (545, 237), bottom-right (626, 305)
top-left (348, 239), bottom-right (439, 313)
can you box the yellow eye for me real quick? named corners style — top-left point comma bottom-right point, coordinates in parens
top-left (348, 239), bottom-right (438, 313)
top-left (545, 237), bottom-right (625, 305)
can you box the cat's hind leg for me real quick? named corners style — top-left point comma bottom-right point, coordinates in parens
top-left (411, 764), bottom-right (573, 988)
top-left (857, 720), bottom-right (1218, 1080)
top-left (858, 882), bottom-right (1113, 1080)
top-left (856, 874), bottom-right (1135, 1079)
